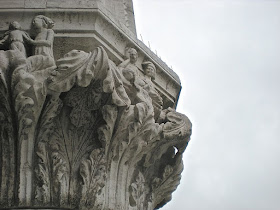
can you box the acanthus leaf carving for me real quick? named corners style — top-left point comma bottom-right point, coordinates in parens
top-left (80, 148), bottom-right (106, 209)
top-left (152, 159), bottom-right (184, 209)
top-left (48, 47), bottom-right (109, 93)
top-left (0, 51), bottom-right (17, 207)
top-left (36, 96), bottom-right (63, 144)
top-left (51, 150), bottom-right (69, 206)
top-left (98, 105), bottom-right (118, 149)
top-left (63, 80), bottom-right (105, 128)
top-left (129, 171), bottom-right (147, 210)
top-left (35, 142), bottom-right (51, 205)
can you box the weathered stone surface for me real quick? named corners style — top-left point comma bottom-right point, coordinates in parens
top-left (0, 4), bottom-right (180, 108)
top-left (0, 0), bottom-right (136, 35)
top-left (0, 2), bottom-right (192, 209)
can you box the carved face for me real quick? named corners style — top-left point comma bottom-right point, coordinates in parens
top-left (10, 21), bottom-right (21, 30)
top-left (32, 17), bottom-right (44, 29)
top-left (144, 65), bottom-right (156, 79)
top-left (129, 49), bottom-right (138, 64)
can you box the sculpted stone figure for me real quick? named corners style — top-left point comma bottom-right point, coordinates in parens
top-left (119, 47), bottom-right (139, 88)
top-left (118, 48), bottom-right (150, 109)
top-left (0, 21), bottom-right (32, 57)
top-left (139, 61), bottom-right (163, 120)
top-left (119, 47), bottom-right (138, 73)
top-left (29, 15), bottom-right (55, 59)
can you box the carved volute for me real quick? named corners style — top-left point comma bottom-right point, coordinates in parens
top-left (0, 3), bottom-right (192, 210)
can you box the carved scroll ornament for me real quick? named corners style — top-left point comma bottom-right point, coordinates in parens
top-left (0, 17), bottom-right (192, 210)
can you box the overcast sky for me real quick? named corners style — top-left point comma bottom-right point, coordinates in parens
top-left (133, 1), bottom-right (280, 209)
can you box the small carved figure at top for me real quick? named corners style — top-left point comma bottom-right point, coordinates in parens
top-left (29, 15), bottom-right (55, 58)
top-left (119, 47), bottom-right (139, 85)
top-left (0, 21), bottom-right (32, 57)
top-left (139, 61), bottom-right (163, 120)
top-left (141, 61), bottom-right (156, 89)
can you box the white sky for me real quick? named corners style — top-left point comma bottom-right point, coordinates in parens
top-left (133, 1), bottom-right (280, 209)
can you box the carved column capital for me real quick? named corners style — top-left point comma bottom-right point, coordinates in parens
top-left (0, 14), bottom-right (192, 210)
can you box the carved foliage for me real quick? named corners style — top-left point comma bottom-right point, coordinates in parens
top-left (0, 41), bottom-right (192, 210)
top-left (35, 142), bottom-right (51, 205)
top-left (80, 148), bottom-right (106, 209)
top-left (129, 171), bottom-right (147, 209)
top-left (34, 79), bottom-right (109, 208)
top-left (0, 51), bottom-right (17, 206)
top-left (102, 101), bottom-right (162, 209)
top-left (64, 80), bottom-right (106, 128)
top-left (152, 160), bottom-right (184, 209)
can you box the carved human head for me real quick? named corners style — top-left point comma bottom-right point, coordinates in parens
top-left (142, 61), bottom-right (156, 80)
top-left (127, 47), bottom-right (138, 64)
top-left (9, 21), bottom-right (21, 30)
top-left (32, 15), bottom-right (54, 29)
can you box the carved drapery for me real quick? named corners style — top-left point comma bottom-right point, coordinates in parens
top-left (0, 17), bottom-right (192, 210)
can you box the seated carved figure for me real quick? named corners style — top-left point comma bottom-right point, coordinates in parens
top-left (118, 47), bottom-right (139, 82)
top-left (118, 48), bottom-right (141, 100)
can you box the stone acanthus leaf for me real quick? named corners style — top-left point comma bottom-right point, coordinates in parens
top-left (151, 159), bottom-right (184, 209)
top-left (48, 47), bottom-right (109, 93)
top-left (35, 142), bottom-right (51, 205)
top-left (129, 171), bottom-right (147, 209)
top-left (80, 148), bottom-right (106, 209)
top-left (0, 50), bottom-right (17, 206)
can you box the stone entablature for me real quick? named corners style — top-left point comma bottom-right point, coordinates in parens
top-left (0, 0), bottom-right (136, 35)
top-left (0, 2), bottom-right (180, 109)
